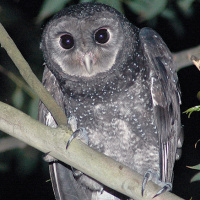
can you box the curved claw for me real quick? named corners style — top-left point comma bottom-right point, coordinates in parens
top-left (141, 169), bottom-right (153, 196)
top-left (141, 169), bottom-right (172, 198)
top-left (66, 128), bottom-right (89, 150)
top-left (153, 183), bottom-right (172, 198)
top-left (66, 129), bottom-right (80, 149)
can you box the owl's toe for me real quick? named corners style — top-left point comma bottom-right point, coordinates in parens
top-left (141, 169), bottom-right (154, 196)
top-left (43, 152), bottom-right (57, 163)
top-left (66, 128), bottom-right (89, 149)
top-left (141, 169), bottom-right (172, 198)
top-left (71, 167), bottom-right (83, 177)
top-left (153, 183), bottom-right (172, 198)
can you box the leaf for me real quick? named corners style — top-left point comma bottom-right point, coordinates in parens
top-left (177, 0), bottom-right (194, 17)
top-left (12, 88), bottom-right (24, 109)
top-left (96, 0), bottom-right (124, 13)
top-left (197, 91), bottom-right (200, 101)
top-left (36, 0), bottom-right (71, 23)
top-left (16, 148), bottom-right (40, 176)
top-left (80, 0), bottom-right (94, 2)
top-left (126, 0), bottom-right (167, 21)
top-left (126, 0), bottom-right (146, 16)
top-left (177, 0), bottom-right (195, 11)
top-left (183, 105), bottom-right (200, 118)
top-left (190, 172), bottom-right (200, 182)
top-left (187, 164), bottom-right (200, 170)
top-left (161, 8), bottom-right (176, 20)
top-left (161, 8), bottom-right (185, 36)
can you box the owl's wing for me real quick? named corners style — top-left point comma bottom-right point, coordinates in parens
top-left (38, 66), bottom-right (65, 126)
top-left (38, 66), bottom-right (91, 200)
top-left (139, 28), bottom-right (182, 183)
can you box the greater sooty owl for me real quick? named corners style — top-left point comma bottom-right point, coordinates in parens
top-left (39, 2), bottom-right (183, 200)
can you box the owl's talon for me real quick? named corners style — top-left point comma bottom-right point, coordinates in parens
top-left (142, 169), bottom-right (172, 198)
top-left (66, 128), bottom-right (89, 150)
top-left (141, 169), bottom-right (154, 196)
top-left (153, 183), bottom-right (172, 198)
top-left (66, 129), bottom-right (80, 149)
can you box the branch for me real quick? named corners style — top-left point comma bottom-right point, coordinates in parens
top-left (0, 101), bottom-right (184, 200)
top-left (190, 55), bottom-right (200, 71)
top-left (173, 45), bottom-right (200, 70)
top-left (0, 23), bottom-right (67, 126)
top-left (0, 137), bottom-right (26, 152)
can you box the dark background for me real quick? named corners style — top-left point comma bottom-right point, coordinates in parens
top-left (0, 0), bottom-right (200, 199)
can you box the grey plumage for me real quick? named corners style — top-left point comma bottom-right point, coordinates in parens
top-left (39, 2), bottom-right (182, 200)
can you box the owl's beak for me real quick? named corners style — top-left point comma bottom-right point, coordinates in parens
top-left (82, 53), bottom-right (93, 74)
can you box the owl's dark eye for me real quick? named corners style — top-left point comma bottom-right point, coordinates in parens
top-left (94, 28), bottom-right (110, 44)
top-left (60, 34), bottom-right (74, 49)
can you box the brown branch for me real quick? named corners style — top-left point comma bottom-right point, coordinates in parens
top-left (0, 23), bottom-right (68, 127)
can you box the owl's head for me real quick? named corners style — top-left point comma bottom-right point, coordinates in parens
top-left (41, 3), bottom-right (138, 79)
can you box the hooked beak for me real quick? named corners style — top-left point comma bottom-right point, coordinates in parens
top-left (82, 53), bottom-right (94, 74)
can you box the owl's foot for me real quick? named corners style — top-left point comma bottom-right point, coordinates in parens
top-left (152, 183), bottom-right (172, 198)
top-left (71, 167), bottom-right (83, 177)
top-left (141, 169), bottom-right (172, 198)
top-left (66, 128), bottom-right (89, 149)
top-left (43, 152), bottom-right (57, 163)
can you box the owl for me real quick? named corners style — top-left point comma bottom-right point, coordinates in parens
top-left (39, 2), bottom-right (183, 200)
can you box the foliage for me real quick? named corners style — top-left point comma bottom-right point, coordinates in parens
top-left (36, 0), bottom-right (196, 32)
top-left (183, 105), bottom-right (200, 118)
top-left (188, 163), bottom-right (200, 182)
top-left (36, 0), bottom-right (71, 23)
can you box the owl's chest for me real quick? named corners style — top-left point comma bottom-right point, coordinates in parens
top-left (64, 84), bottom-right (159, 172)
top-left (64, 82), bottom-right (158, 147)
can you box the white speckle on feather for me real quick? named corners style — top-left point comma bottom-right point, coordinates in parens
top-left (151, 77), bottom-right (159, 106)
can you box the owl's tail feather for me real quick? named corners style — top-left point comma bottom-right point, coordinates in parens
top-left (49, 162), bottom-right (92, 200)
